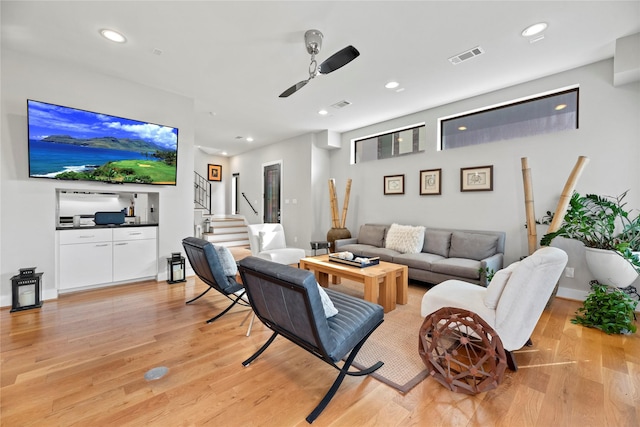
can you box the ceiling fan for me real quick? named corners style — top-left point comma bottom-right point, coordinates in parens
top-left (279, 29), bottom-right (360, 98)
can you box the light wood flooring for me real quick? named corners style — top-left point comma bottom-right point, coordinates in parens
top-left (2, 258), bottom-right (639, 426)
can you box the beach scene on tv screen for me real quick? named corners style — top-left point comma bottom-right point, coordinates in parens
top-left (28, 100), bottom-right (178, 185)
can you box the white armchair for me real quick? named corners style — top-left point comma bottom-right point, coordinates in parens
top-left (419, 246), bottom-right (568, 392)
top-left (246, 223), bottom-right (306, 266)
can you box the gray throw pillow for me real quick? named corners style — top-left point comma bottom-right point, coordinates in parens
top-left (357, 224), bottom-right (387, 247)
top-left (448, 232), bottom-right (499, 260)
top-left (214, 244), bottom-right (238, 276)
top-left (423, 229), bottom-right (452, 257)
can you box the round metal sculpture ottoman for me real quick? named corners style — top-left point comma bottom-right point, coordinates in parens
top-left (419, 307), bottom-right (507, 395)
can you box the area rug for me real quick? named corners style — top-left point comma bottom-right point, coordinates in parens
top-left (331, 280), bottom-right (430, 394)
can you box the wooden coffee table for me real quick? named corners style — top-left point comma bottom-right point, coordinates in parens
top-left (299, 255), bottom-right (408, 313)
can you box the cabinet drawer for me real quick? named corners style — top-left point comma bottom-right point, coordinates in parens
top-left (113, 227), bottom-right (157, 241)
top-left (59, 229), bottom-right (112, 244)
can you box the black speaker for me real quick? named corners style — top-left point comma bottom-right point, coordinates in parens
top-left (94, 211), bottom-right (125, 225)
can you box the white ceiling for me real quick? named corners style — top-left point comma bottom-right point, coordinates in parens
top-left (3, 1), bottom-right (639, 156)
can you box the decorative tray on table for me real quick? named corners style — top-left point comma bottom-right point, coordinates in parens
top-left (328, 252), bottom-right (380, 268)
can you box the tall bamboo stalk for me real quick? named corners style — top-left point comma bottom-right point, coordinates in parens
top-left (328, 179), bottom-right (340, 228)
top-left (521, 157), bottom-right (538, 255)
top-left (340, 179), bottom-right (352, 228)
top-left (546, 155), bottom-right (590, 237)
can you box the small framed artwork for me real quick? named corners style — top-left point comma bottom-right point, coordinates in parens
top-left (420, 168), bottom-right (442, 195)
top-left (384, 174), bottom-right (405, 195)
top-left (208, 164), bottom-right (222, 181)
top-left (460, 165), bottom-right (493, 192)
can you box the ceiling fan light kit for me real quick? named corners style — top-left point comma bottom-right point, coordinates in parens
top-left (279, 29), bottom-right (360, 98)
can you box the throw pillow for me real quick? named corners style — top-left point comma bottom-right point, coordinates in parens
top-left (484, 261), bottom-right (520, 309)
top-left (357, 224), bottom-right (387, 247)
top-left (213, 244), bottom-right (238, 277)
top-left (448, 232), bottom-right (499, 260)
top-left (258, 230), bottom-right (286, 252)
top-left (385, 223), bottom-right (426, 254)
top-left (317, 283), bottom-right (339, 317)
top-left (423, 229), bottom-right (452, 257)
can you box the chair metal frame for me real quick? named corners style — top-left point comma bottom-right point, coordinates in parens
top-left (182, 237), bottom-right (250, 324)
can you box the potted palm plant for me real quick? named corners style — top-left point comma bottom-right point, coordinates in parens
top-left (541, 190), bottom-right (640, 287)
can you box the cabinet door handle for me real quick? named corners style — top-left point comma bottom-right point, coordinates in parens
top-left (129, 232), bottom-right (143, 236)
top-left (96, 244), bottom-right (110, 247)
top-left (115, 242), bottom-right (128, 246)
top-left (79, 235), bottom-right (95, 239)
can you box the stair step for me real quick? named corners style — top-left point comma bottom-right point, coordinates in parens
top-left (208, 225), bottom-right (247, 234)
top-left (203, 236), bottom-right (250, 247)
top-left (204, 232), bottom-right (249, 241)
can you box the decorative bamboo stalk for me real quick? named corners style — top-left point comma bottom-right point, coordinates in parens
top-left (328, 179), bottom-right (340, 228)
top-left (340, 179), bottom-right (352, 228)
top-left (521, 157), bottom-right (538, 255)
top-left (546, 155), bottom-right (590, 237)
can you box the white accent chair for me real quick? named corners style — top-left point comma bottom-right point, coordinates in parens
top-left (246, 223), bottom-right (306, 266)
top-left (420, 246), bottom-right (568, 371)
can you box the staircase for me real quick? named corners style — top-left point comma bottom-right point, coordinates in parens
top-left (202, 215), bottom-right (250, 249)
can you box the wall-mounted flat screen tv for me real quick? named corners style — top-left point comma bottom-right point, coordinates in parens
top-left (28, 99), bottom-right (178, 185)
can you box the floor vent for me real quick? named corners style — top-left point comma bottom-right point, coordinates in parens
top-left (448, 46), bottom-right (484, 65)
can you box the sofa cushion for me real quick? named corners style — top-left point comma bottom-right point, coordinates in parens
top-left (385, 223), bottom-right (426, 254)
top-left (448, 232), bottom-right (499, 260)
top-left (484, 261), bottom-right (520, 309)
top-left (431, 258), bottom-right (481, 280)
top-left (422, 229), bottom-right (452, 257)
top-left (357, 247), bottom-right (399, 262)
top-left (357, 224), bottom-right (387, 247)
top-left (392, 252), bottom-right (445, 270)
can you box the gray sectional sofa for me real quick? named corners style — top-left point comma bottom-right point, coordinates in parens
top-left (334, 224), bottom-right (505, 286)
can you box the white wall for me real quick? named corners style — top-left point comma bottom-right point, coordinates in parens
top-left (229, 133), bottom-right (316, 250)
top-left (193, 150), bottom-right (229, 215)
top-left (1, 49), bottom-right (195, 305)
top-left (329, 59), bottom-right (639, 299)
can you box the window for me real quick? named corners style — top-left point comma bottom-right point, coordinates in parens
top-left (354, 124), bottom-right (425, 163)
top-left (439, 87), bottom-right (579, 150)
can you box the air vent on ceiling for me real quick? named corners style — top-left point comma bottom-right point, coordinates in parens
top-left (448, 46), bottom-right (484, 65)
top-left (331, 100), bottom-right (352, 109)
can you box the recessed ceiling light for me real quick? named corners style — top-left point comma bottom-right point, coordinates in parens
top-left (555, 104), bottom-right (567, 111)
top-left (246, 137), bottom-right (254, 142)
top-left (458, 126), bottom-right (467, 131)
top-left (100, 29), bottom-right (127, 43)
top-left (521, 22), bottom-right (548, 37)
top-left (318, 109), bottom-right (328, 115)
top-left (221, 151), bottom-right (228, 156)
top-left (385, 81), bottom-right (400, 89)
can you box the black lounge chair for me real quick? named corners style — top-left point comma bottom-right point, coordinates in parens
top-left (238, 256), bottom-right (384, 424)
top-left (182, 237), bottom-right (250, 324)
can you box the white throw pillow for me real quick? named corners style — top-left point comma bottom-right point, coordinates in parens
top-left (385, 223), bottom-right (426, 254)
top-left (259, 230), bottom-right (286, 251)
top-left (213, 244), bottom-right (238, 277)
top-left (484, 261), bottom-right (520, 309)
top-left (317, 283), bottom-right (339, 317)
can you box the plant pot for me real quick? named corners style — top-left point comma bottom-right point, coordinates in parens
top-left (584, 247), bottom-right (639, 288)
top-left (326, 227), bottom-right (351, 253)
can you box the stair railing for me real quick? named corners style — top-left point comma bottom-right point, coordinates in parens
top-left (194, 171), bottom-right (211, 214)
top-left (242, 192), bottom-right (258, 216)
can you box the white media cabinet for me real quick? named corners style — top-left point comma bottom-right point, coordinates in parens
top-left (57, 225), bottom-right (158, 291)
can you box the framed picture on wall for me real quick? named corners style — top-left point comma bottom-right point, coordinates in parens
top-left (420, 168), bottom-right (442, 195)
top-left (384, 174), bottom-right (405, 195)
top-left (208, 164), bottom-right (222, 181)
top-left (460, 165), bottom-right (493, 192)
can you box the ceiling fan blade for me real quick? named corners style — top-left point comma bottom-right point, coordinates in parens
top-left (279, 79), bottom-right (309, 98)
top-left (319, 45), bottom-right (360, 74)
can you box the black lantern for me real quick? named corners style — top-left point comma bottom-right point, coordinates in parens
top-left (167, 252), bottom-right (186, 284)
top-left (11, 267), bottom-right (43, 312)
